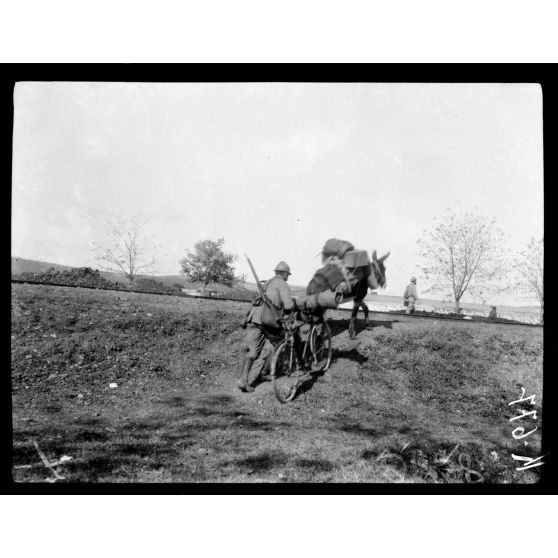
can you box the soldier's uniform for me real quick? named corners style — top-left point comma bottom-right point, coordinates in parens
top-left (238, 262), bottom-right (295, 392)
top-left (403, 277), bottom-right (418, 313)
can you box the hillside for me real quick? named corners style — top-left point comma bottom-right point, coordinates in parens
top-left (11, 257), bottom-right (185, 286)
top-left (11, 282), bottom-right (543, 483)
top-left (12, 257), bottom-right (73, 275)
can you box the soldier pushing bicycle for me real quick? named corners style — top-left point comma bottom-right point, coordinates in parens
top-left (238, 259), bottom-right (296, 393)
top-left (239, 257), bottom-right (332, 402)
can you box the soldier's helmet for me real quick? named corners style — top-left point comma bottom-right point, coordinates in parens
top-left (410, 276), bottom-right (417, 283)
top-left (274, 261), bottom-right (291, 275)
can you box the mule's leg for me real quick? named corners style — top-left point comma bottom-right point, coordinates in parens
top-left (349, 301), bottom-right (359, 339)
top-left (361, 301), bottom-right (369, 328)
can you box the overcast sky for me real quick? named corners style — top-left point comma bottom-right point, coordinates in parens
top-left (12, 82), bottom-right (543, 305)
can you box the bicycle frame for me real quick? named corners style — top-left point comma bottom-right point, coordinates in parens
top-left (281, 321), bottom-right (312, 374)
top-left (281, 311), bottom-right (326, 373)
top-left (272, 312), bottom-right (332, 403)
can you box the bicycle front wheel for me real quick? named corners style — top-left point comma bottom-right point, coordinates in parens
top-left (310, 321), bottom-right (332, 372)
top-left (271, 342), bottom-right (303, 403)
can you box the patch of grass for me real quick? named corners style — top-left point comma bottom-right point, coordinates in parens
top-left (357, 328), bottom-right (539, 420)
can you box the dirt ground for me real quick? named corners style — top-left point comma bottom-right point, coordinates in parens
top-left (11, 283), bottom-right (543, 483)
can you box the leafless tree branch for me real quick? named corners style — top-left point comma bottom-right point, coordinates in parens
top-left (93, 217), bottom-right (158, 282)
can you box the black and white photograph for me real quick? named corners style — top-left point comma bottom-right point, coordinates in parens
top-left (10, 79), bottom-right (545, 485)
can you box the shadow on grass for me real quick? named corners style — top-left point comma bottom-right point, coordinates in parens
top-left (337, 422), bottom-right (385, 437)
top-left (328, 318), bottom-right (351, 337)
top-left (13, 414), bottom-right (191, 482)
top-left (12, 390), bottom-right (299, 482)
top-left (293, 373), bottom-right (321, 398)
top-left (366, 318), bottom-right (400, 330)
top-left (332, 348), bottom-right (368, 366)
top-left (328, 317), bottom-right (400, 339)
top-left (249, 375), bottom-right (272, 390)
top-left (293, 458), bottom-right (336, 472)
top-left (227, 449), bottom-right (289, 472)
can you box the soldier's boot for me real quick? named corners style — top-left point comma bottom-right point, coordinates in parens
top-left (237, 356), bottom-right (255, 392)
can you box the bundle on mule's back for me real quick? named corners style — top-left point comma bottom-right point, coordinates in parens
top-left (313, 239), bottom-right (369, 292)
top-left (303, 239), bottom-right (353, 311)
top-left (321, 238), bottom-right (354, 262)
top-left (343, 249), bottom-right (370, 269)
top-left (303, 238), bottom-right (374, 312)
top-left (316, 237), bottom-right (356, 294)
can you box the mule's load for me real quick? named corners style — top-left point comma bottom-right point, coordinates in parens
top-left (298, 288), bottom-right (342, 311)
top-left (299, 239), bottom-right (371, 312)
top-left (321, 238), bottom-right (354, 261)
top-left (314, 240), bottom-right (370, 293)
top-left (300, 239), bottom-right (390, 338)
top-left (343, 249), bottom-right (370, 269)
top-left (321, 238), bottom-right (369, 269)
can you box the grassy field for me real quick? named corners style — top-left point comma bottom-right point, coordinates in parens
top-left (11, 283), bottom-right (543, 483)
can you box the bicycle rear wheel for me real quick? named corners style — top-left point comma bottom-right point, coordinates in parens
top-left (271, 342), bottom-right (304, 403)
top-left (309, 320), bottom-right (332, 372)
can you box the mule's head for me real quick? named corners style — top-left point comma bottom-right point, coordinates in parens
top-left (368, 249), bottom-right (390, 290)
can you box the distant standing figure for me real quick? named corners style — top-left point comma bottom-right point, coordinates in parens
top-left (403, 276), bottom-right (418, 314)
top-left (488, 306), bottom-right (497, 320)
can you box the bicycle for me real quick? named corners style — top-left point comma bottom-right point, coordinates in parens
top-left (271, 311), bottom-right (333, 403)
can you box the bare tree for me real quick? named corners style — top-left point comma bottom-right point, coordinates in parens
top-left (417, 210), bottom-right (508, 313)
top-left (516, 237), bottom-right (543, 323)
top-left (93, 218), bottom-right (157, 282)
